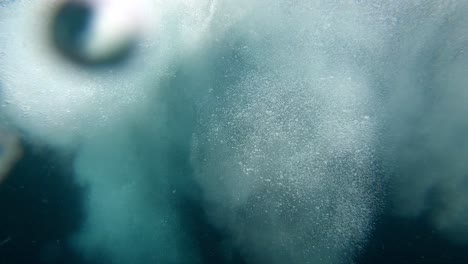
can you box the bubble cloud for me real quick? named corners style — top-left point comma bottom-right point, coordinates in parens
top-left (0, 0), bottom-right (467, 263)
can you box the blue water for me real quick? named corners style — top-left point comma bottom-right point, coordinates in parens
top-left (1, 1), bottom-right (467, 263)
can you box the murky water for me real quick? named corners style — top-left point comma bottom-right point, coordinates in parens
top-left (0, 1), bottom-right (467, 263)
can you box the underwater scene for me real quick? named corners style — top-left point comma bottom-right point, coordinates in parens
top-left (0, 0), bottom-right (467, 263)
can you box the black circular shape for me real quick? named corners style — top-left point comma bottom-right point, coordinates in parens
top-left (52, 1), bottom-right (93, 63)
top-left (51, 1), bottom-right (133, 67)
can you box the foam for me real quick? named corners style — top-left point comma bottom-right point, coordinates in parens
top-left (1, 1), bottom-right (467, 264)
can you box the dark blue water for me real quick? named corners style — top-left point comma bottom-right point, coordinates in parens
top-left (1, 146), bottom-right (468, 264)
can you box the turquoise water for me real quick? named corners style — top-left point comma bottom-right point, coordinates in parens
top-left (0, 1), bottom-right (467, 263)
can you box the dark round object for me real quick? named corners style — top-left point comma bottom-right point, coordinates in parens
top-left (51, 1), bottom-right (132, 66)
top-left (52, 1), bottom-right (94, 63)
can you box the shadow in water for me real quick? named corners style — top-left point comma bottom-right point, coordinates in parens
top-left (0, 144), bottom-right (88, 264)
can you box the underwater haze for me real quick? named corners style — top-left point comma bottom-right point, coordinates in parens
top-left (0, 0), bottom-right (467, 264)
